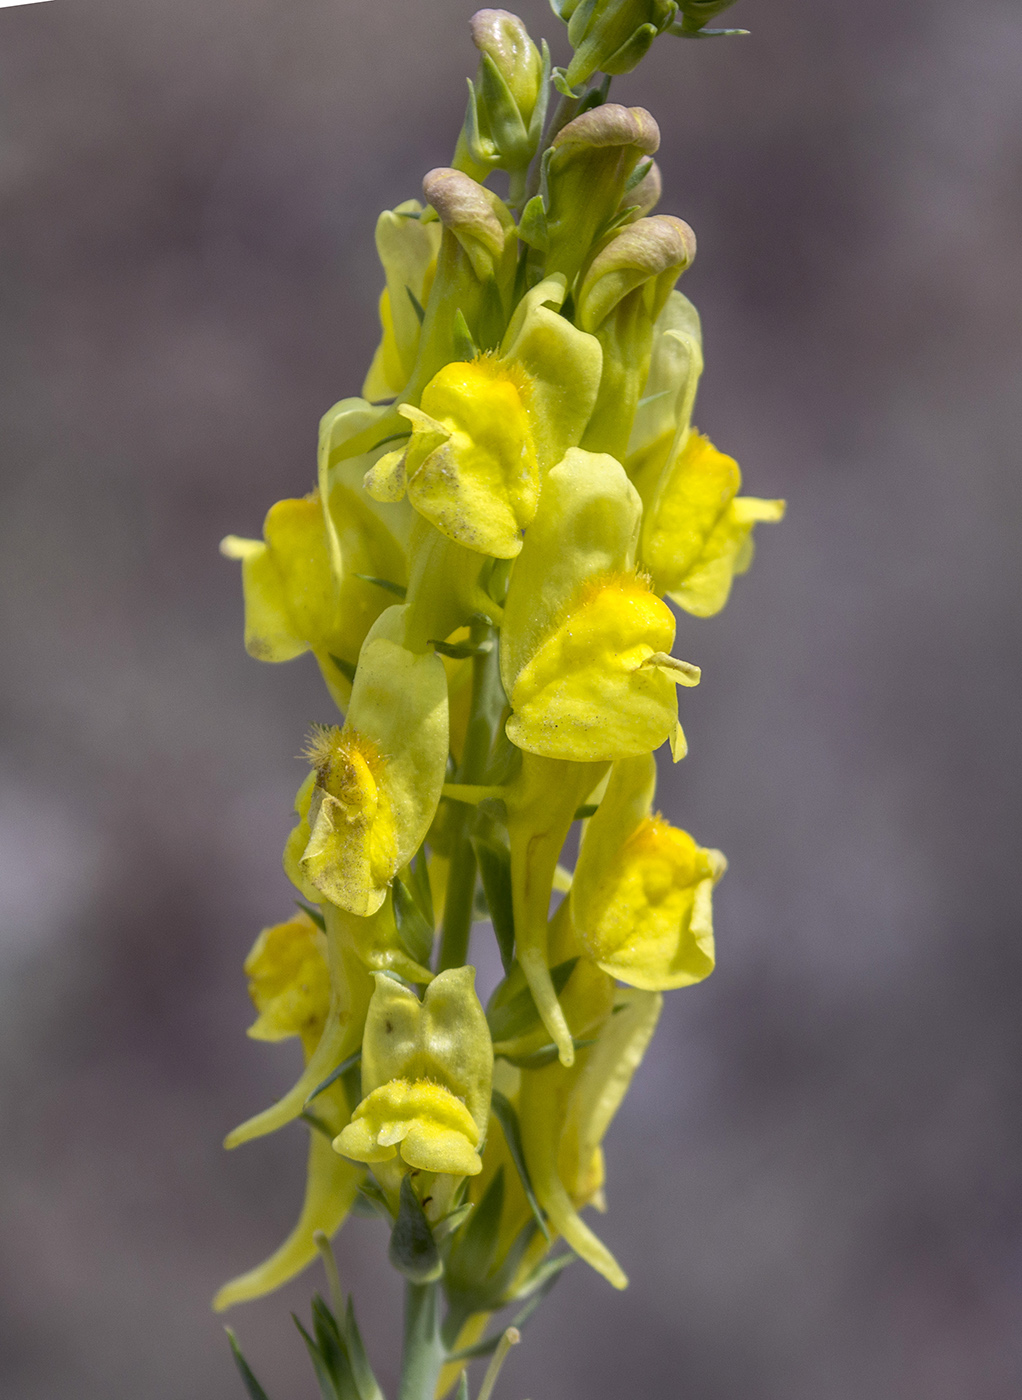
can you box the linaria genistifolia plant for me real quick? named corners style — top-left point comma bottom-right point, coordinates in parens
top-left (217, 3), bottom-right (783, 1396)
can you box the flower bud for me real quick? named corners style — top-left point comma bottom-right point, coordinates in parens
top-left (639, 429), bottom-right (786, 616)
top-left (244, 911), bottom-right (332, 1057)
top-left (363, 201), bottom-right (443, 403)
top-left (554, 0), bottom-right (679, 90)
top-left (577, 214), bottom-right (696, 459)
top-left (336, 967), bottom-right (493, 1183)
top-left (543, 104), bottom-right (660, 288)
top-left (573, 753), bottom-right (725, 988)
top-left (454, 10), bottom-right (549, 201)
top-left (289, 606), bottom-right (449, 916)
top-left (399, 171), bottom-right (518, 401)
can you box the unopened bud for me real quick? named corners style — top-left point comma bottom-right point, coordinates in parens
top-left (544, 104), bottom-right (660, 286)
top-left (554, 0), bottom-right (679, 91)
top-left (578, 215), bottom-right (696, 458)
top-left (454, 10), bottom-right (549, 203)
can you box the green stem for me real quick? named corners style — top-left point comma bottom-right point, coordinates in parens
top-left (397, 1282), bottom-right (445, 1400)
top-left (437, 624), bottom-right (501, 972)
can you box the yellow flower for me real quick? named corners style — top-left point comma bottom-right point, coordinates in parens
top-left (335, 968), bottom-right (493, 1189)
top-left (501, 448), bottom-right (699, 763)
top-left (453, 9), bottom-right (549, 199)
top-left (367, 355), bottom-right (539, 558)
top-left (225, 903), bottom-right (374, 1149)
top-left (220, 494), bottom-right (341, 662)
top-left (286, 605), bottom-right (449, 916)
top-left (365, 276), bottom-right (602, 559)
top-left (244, 911), bottom-right (331, 1057)
top-left (573, 754), bottom-right (725, 989)
top-left (337, 1078), bottom-right (483, 1176)
top-left (221, 420), bottom-right (411, 709)
top-left (505, 753), bottom-right (610, 1068)
top-left (213, 908), bottom-right (365, 1310)
top-left (640, 429), bottom-right (785, 616)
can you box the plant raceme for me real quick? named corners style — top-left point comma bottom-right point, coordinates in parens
top-left (216, 5), bottom-right (780, 1397)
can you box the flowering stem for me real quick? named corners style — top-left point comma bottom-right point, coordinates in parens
top-left (397, 1281), bottom-right (444, 1400)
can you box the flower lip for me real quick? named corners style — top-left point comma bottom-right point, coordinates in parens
top-left (551, 103), bottom-right (661, 157)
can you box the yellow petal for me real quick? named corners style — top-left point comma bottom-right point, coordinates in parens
top-left (575, 797), bottom-right (725, 990)
top-left (402, 357), bottom-right (539, 558)
top-left (506, 573), bottom-right (681, 761)
top-left (334, 1079), bottom-right (482, 1176)
top-left (244, 912), bottom-right (331, 1056)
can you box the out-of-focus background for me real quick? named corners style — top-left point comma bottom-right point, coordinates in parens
top-left (1, 0), bottom-right (1020, 1395)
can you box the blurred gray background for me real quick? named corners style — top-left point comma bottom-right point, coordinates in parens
top-left (1, 0), bottom-right (1020, 1396)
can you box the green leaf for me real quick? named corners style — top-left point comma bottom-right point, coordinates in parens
top-left (292, 1313), bottom-right (345, 1400)
top-left (625, 158), bottom-right (654, 192)
top-left (392, 877), bottom-right (434, 968)
top-left (351, 574), bottom-right (407, 599)
top-left (342, 1296), bottom-right (386, 1400)
top-left (405, 285), bottom-right (426, 324)
top-left (329, 655), bottom-right (357, 684)
top-left (573, 803), bottom-right (599, 820)
top-left (446, 1253), bottom-right (574, 1360)
top-left (456, 1375), bottom-right (470, 1400)
top-left (295, 899), bottom-right (326, 930)
top-left (226, 1329), bottom-right (273, 1400)
top-left (497, 1036), bottom-right (597, 1070)
top-left (389, 1174), bottom-right (443, 1283)
top-left (356, 1179), bottom-right (394, 1220)
top-left (490, 1091), bottom-right (550, 1242)
top-left (306, 1049), bottom-right (362, 1105)
top-left (446, 1166), bottom-right (504, 1288)
top-left (300, 1109), bottom-right (337, 1140)
top-left (370, 430), bottom-right (413, 450)
top-left (509, 1249), bottom-right (575, 1305)
top-left (518, 195), bottom-right (548, 252)
top-left (433, 1200), bottom-right (474, 1243)
top-left (312, 1296), bottom-right (362, 1400)
top-left (452, 309), bottom-right (479, 362)
top-left (408, 846), bottom-right (435, 927)
top-left (486, 958), bottom-right (578, 1043)
top-left (473, 837), bottom-right (515, 975)
top-left (429, 637), bottom-right (493, 658)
